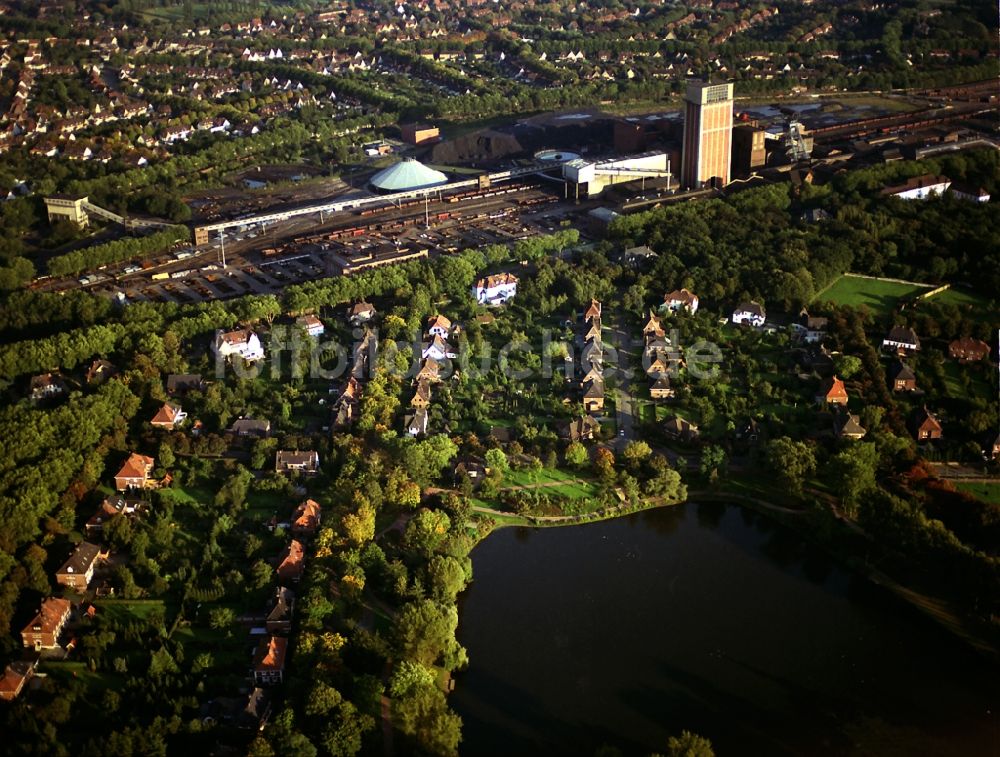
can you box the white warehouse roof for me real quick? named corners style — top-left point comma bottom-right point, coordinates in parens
top-left (370, 159), bottom-right (448, 192)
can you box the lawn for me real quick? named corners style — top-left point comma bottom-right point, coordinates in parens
top-left (41, 661), bottom-right (116, 693)
top-left (927, 287), bottom-right (989, 317)
top-left (504, 467), bottom-right (582, 487)
top-left (953, 481), bottom-right (1000, 505)
top-left (814, 275), bottom-right (931, 315)
top-left (95, 599), bottom-right (172, 624)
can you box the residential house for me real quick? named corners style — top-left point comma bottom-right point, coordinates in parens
top-left (882, 326), bottom-right (920, 354)
top-left (266, 587), bottom-right (294, 635)
top-left (473, 272), bottom-right (518, 305)
top-left (55, 542), bottom-right (102, 590)
top-left (296, 314), bottom-right (324, 337)
top-left (948, 337), bottom-right (990, 363)
top-left (621, 245), bottom-right (658, 266)
top-left (240, 687), bottom-right (273, 731)
top-left (583, 299), bottom-right (602, 323)
top-left (252, 635), bottom-right (288, 686)
top-left (911, 407), bottom-right (943, 441)
top-left (21, 597), bottom-right (72, 650)
top-left (816, 376), bottom-right (849, 406)
top-left (732, 302), bottom-right (766, 327)
top-left (0, 660), bottom-right (35, 702)
top-left (454, 458), bottom-right (487, 487)
top-left (583, 321), bottom-right (602, 343)
top-left (214, 328), bottom-right (264, 362)
top-left (114, 452), bottom-right (155, 491)
top-left (275, 450), bottom-right (319, 475)
top-left (276, 540), bottom-right (306, 584)
top-left (228, 418), bottom-right (271, 438)
top-left (582, 379), bottom-right (605, 413)
top-left (650, 374), bottom-right (674, 399)
top-left (642, 311), bottom-right (664, 337)
top-left (404, 407), bottom-right (429, 437)
top-left (663, 289), bottom-right (699, 314)
top-left (422, 335), bottom-right (455, 361)
top-left (415, 359), bottom-right (441, 384)
top-left (291, 499), bottom-right (321, 539)
top-left (888, 361), bottom-right (917, 392)
top-left (664, 415), bottom-right (699, 442)
top-left (85, 498), bottom-right (124, 537)
top-left (150, 402), bottom-right (187, 428)
top-left (949, 182), bottom-right (990, 203)
top-left (349, 301), bottom-right (376, 324)
top-left (834, 413), bottom-right (867, 440)
top-left (166, 373), bottom-right (204, 393)
top-left (582, 339), bottom-right (604, 368)
top-left (881, 174), bottom-right (951, 200)
top-left (410, 380), bottom-right (432, 409)
top-left (794, 312), bottom-right (828, 344)
top-left (29, 372), bottom-right (66, 401)
top-left (86, 359), bottom-right (117, 384)
top-left (558, 415), bottom-right (601, 442)
top-left (426, 314), bottom-right (451, 338)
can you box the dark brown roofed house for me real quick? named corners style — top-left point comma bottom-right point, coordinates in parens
top-left (266, 587), bottom-right (295, 635)
top-left (834, 413), bottom-right (867, 440)
top-left (166, 374), bottom-right (204, 393)
top-left (888, 361), bottom-right (917, 392)
top-left (56, 542), bottom-right (102, 589)
top-left (275, 450), bottom-right (319, 474)
top-left (558, 415), bottom-right (601, 443)
top-left (229, 418), bottom-right (271, 438)
top-left (664, 415), bottom-right (699, 441)
top-left (911, 407), bottom-right (943, 441)
top-left (21, 597), bottom-right (72, 650)
top-left (882, 326), bottom-right (920, 353)
top-left (0, 660), bottom-right (35, 701)
top-left (948, 337), bottom-right (990, 363)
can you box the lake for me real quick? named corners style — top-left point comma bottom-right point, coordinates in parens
top-left (451, 503), bottom-right (998, 756)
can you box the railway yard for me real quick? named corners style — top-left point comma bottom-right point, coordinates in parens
top-left (63, 180), bottom-right (593, 306)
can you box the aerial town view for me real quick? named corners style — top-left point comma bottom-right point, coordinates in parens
top-left (0, 0), bottom-right (998, 754)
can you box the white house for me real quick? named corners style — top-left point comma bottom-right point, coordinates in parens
top-left (663, 288), bottom-right (699, 314)
top-left (296, 315), bottom-right (324, 337)
top-left (473, 273), bottom-right (518, 306)
top-left (404, 407), bottom-right (428, 437)
top-left (950, 182), bottom-right (990, 203)
top-left (214, 329), bottom-right (265, 362)
top-left (426, 314), bottom-right (451, 338)
top-left (732, 301), bottom-right (766, 327)
top-left (881, 174), bottom-right (951, 200)
top-left (882, 325), bottom-right (920, 353)
top-left (422, 335), bottom-right (456, 361)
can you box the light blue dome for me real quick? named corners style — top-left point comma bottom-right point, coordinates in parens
top-left (370, 158), bottom-right (448, 192)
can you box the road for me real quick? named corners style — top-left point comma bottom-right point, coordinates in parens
top-left (607, 316), bottom-right (637, 450)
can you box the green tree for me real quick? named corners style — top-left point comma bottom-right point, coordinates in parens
top-left (834, 354), bottom-right (862, 379)
top-left (699, 445), bottom-right (727, 480)
top-left (565, 441), bottom-right (589, 468)
top-left (828, 442), bottom-right (879, 517)
top-left (765, 437), bottom-right (817, 496)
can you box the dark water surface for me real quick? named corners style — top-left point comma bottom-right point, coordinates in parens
top-left (451, 503), bottom-right (998, 756)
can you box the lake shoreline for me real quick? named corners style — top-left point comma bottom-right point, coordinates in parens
top-left (471, 490), bottom-right (1000, 665)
